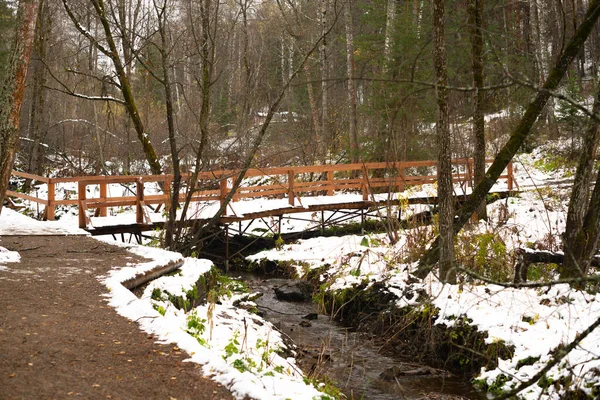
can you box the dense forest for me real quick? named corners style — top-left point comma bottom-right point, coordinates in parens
top-left (0, 0), bottom-right (597, 172)
top-left (3, 1), bottom-right (600, 398)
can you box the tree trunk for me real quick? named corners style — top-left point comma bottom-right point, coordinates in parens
top-left (415, 0), bottom-right (600, 278)
top-left (155, 0), bottom-right (180, 250)
top-left (24, 0), bottom-right (49, 191)
top-left (383, 0), bottom-right (397, 76)
top-left (176, 0), bottom-right (213, 243)
top-left (0, 0), bottom-right (40, 214)
top-left (561, 81), bottom-right (600, 284)
top-left (320, 0), bottom-right (328, 157)
top-left (469, 0), bottom-right (487, 220)
top-left (344, 0), bottom-right (359, 163)
top-left (432, 0), bottom-right (455, 283)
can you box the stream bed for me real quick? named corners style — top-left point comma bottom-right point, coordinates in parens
top-left (233, 272), bottom-right (486, 400)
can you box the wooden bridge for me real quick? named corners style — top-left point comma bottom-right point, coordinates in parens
top-left (8, 159), bottom-right (514, 239)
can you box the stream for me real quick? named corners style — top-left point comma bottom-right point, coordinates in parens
top-left (231, 271), bottom-right (486, 400)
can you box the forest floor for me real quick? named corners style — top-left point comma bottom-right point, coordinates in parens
top-left (0, 234), bottom-right (233, 400)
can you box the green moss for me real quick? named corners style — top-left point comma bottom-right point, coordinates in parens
top-left (516, 356), bottom-right (541, 371)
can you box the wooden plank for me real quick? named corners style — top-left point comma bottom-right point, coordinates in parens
top-left (85, 199), bottom-right (137, 207)
top-left (10, 170), bottom-right (49, 183)
top-left (5, 190), bottom-right (49, 205)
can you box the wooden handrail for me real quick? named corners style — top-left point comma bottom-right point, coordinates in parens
top-left (8, 158), bottom-right (515, 228)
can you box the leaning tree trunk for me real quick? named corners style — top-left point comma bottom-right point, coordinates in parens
top-left (432, 0), bottom-right (455, 283)
top-left (415, 0), bottom-right (600, 278)
top-left (469, 0), bottom-right (487, 221)
top-left (0, 0), bottom-right (40, 214)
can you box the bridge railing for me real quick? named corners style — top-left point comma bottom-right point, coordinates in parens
top-left (8, 159), bottom-right (514, 228)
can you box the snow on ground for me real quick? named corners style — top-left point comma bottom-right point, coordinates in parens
top-left (97, 241), bottom-right (331, 399)
top-left (243, 142), bottom-right (599, 399)
top-left (0, 207), bottom-right (89, 236)
top-left (4, 139), bottom-right (597, 398)
top-left (0, 208), bottom-right (330, 399)
top-left (249, 229), bottom-right (600, 398)
top-left (0, 245), bottom-right (20, 270)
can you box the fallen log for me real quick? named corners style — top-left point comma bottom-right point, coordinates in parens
top-left (513, 248), bottom-right (600, 283)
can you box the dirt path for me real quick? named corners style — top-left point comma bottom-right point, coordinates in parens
top-left (0, 235), bottom-right (234, 400)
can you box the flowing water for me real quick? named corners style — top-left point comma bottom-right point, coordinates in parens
top-left (233, 272), bottom-right (486, 400)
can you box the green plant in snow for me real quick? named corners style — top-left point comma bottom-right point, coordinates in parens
top-left (223, 332), bottom-right (240, 359)
top-left (151, 287), bottom-right (163, 301)
top-left (186, 312), bottom-right (207, 346)
top-left (153, 304), bottom-right (166, 316)
top-left (456, 230), bottom-right (511, 281)
top-left (275, 234), bottom-right (284, 250)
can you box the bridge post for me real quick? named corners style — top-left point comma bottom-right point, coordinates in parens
top-left (361, 166), bottom-right (369, 201)
top-left (99, 182), bottom-right (107, 217)
top-left (136, 178), bottom-right (144, 224)
top-left (46, 180), bottom-right (55, 220)
top-left (398, 165), bottom-right (405, 192)
top-left (78, 181), bottom-right (86, 228)
top-left (219, 177), bottom-right (228, 214)
top-left (327, 170), bottom-right (334, 196)
top-left (163, 178), bottom-right (171, 213)
top-left (288, 170), bottom-right (295, 205)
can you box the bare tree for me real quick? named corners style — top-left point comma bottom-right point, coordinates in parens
top-left (62, 0), bottom-right (163, 175)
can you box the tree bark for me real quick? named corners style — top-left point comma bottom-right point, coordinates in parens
top-left (344, 0), bottom-right (359, 163)
top-left (562, 80), bottom-right (600, 281)
top-left (468, 0), bottom-right (487, 220)
top-left (320, 0), bottom-right (329, 157)
top-left (154, 0), bottom-right (180, 250)
top-left (415, 0), bottom-right (600, 278)
top-left (432, 0), bottom-right (455, 283)
top-left (24, 0), bottom-right (49, 191)
top-left (0, 0), bottom-right (40, 214)
top-left (383, 0), bottom-right (397, 76)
